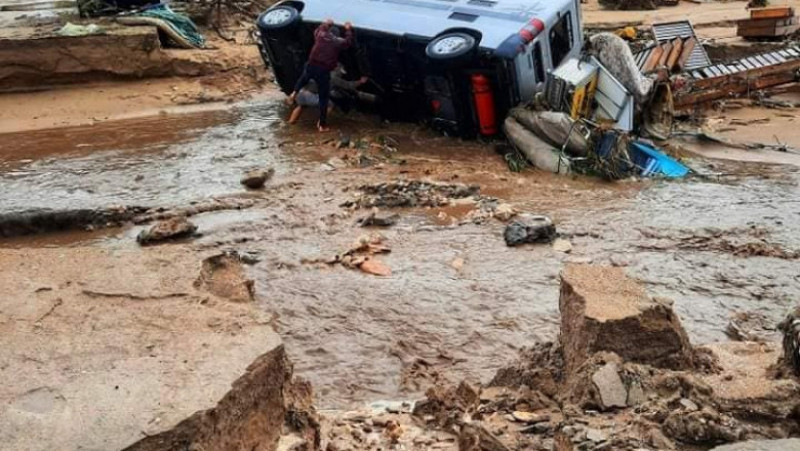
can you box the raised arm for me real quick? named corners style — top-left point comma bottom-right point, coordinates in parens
top-left (340, 22), bottom-right (355, 49)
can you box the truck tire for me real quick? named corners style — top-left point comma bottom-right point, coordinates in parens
top-left (425, 32), bottom-right (477, 65)
top-left (257, 5), bottom-right (300, 35)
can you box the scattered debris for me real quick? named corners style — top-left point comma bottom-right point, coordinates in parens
top-left (414, 265), bottom-right (800, 451)
top-left (136, 217), bottom-right (198, 245)
top-left (312, 233), bottom-right (394, 277)
top-left (738, 6), bottom-right (799, 39)
top-left (0, 206), bottom-right (148, 238)
top-left (194, 252), bottom-right (256, 302)
top-left (504, 214), bottom-right (556, 247)
top-left (725, 311), bottom-right (777, 342)
top-left (56, 22), bottom-right (103, 37)
top-left (342, 181), bottom-right (480, 209)
top-left (552, 238), bottom-right (573, 253)
top-left (240, 168), bottom-right (275, 189)
top-left (357, 209), bottom-right (400, 228)
top-left (359, 259), bottom-right (392, 277)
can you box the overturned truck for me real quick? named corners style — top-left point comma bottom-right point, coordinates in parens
top-left (256, 0), bottom-right (583, 137)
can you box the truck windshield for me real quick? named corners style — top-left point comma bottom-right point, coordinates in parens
top-left (549, 11), bottom-right (573, 68)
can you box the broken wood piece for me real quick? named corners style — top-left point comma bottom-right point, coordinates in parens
top-left (666, 38), bottom-right (684, 72)
top-left (678, 37), bottom-right (696, 71)
top-left (750, 6), bottom-right (794, 20)
top-left (675, 57), bottom-right (800, 108)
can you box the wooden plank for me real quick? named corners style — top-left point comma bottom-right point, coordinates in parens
top-left (642, 45), bottom-right (664, 72)
top-left (665, 37), bottom-right (683, 71)
top-left (736, 16), bottom-right (798, 28)
top-left (750, 6), bottom-right (794, 19)
top-left (738, 22), bottom-right (800, 37)
top-left (657, 42), bottom-right (673, 67)
top-left (676, 70), bottom-right (799, 108)
top-left (677, 37), bottom-right (697, 71)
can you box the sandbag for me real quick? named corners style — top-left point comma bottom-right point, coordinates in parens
top-left (587, 33), bottom-right (653, 106)
top-left (510, 108), bottom-right (590, 157)
top-left (504, 117), bottom-right (571, 175)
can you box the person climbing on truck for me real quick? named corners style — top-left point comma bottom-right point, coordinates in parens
top-left (287, 19), bottom-right (355, 132)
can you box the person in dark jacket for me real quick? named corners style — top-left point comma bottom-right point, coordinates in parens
top-left (288, 19), bottom-right (354, 132)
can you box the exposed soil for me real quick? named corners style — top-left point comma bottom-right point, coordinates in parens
top-left (3, 1), bottom-right (800, 450)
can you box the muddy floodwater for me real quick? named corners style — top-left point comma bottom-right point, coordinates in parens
top-left (2, 100), bottom-right (799, 409)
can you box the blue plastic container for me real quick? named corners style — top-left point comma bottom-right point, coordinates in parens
top-left (629, 141), bottom-right (689, 178)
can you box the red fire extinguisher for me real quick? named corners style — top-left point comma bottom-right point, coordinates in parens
top-left (471, 73), bottom-right (497, 136)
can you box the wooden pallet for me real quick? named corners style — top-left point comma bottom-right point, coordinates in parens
top-left (675, 45), bottom-right (800, 107)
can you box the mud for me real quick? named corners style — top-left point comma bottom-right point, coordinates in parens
top-left (2, 99), bottom-right (800, 412)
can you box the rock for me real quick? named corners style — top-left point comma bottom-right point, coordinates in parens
top-left (646, 428), bottom-right (675, 450)
top-left (240, 168), bottom-right (275, 189)
top-left (504, 214), bottom-right (556, 247)
top-left (359, 259), bottom-right (392, 277)
top-left (327, 157), bottom-right (348, 169)
top-left (779, 307), bottom-right (800, 376)
top-left (451, 258), bottom-right (465, 272)
top-left (663, 409), bottom-right (742, 445)
top-left (585, 428), bottom-right (607, 443)
top-left (136, 217), bottom-right (197, 245)
top-left (710, 439), bottom-right (800, 451)
top-left (680, 398), bottom-right (699, 412)
top-left (591, 362), bottom-right (627, 410)
top-left (494, 203), bottom-right (518, 221)
top-left (458, 423), bottom-right (511, 451)
top-left (195, 253), bottom-right (256, 303)
top-left (456, 381), bottom-right (481, 408)
top-left (552, 238), bottom-right (573, 253)
top-left (559, 264), bottom-right (696, 373)
top-left (511, 411), bottom-right (550, 424)
top-left (358, 210), bottom-right (399, 228)
top-left (626, 379), bottom-right (645, 406)
top-left (383, 420), bottom-right (403, 443)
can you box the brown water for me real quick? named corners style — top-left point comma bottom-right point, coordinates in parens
top-left (2, 102), bottom-right (799, 409)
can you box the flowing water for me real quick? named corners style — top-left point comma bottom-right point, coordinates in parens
top-left (2, 100), bottom-right (799, 408)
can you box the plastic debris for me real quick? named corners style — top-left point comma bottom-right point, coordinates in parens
top-left (56, 22), bottom-right (104, 36)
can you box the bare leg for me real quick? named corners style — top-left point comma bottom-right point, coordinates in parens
top-left (288, 106), bottom-right (303, 124)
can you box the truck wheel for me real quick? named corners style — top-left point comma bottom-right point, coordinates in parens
top-left (425, 32), bottom-right (477, 65)
top-left (257, 5), bottom-right (300, 34)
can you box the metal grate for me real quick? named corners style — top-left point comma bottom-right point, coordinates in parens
top-left (687, 46), bottom-right (800, 79)
top-left (651, 20), bottom-right (712, 70)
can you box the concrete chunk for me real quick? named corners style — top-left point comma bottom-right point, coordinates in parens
top-left (559, 264), bottom-right (695, 372)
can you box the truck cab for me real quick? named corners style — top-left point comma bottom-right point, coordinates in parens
top-left (256, 0), bottom-right (583, 137)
